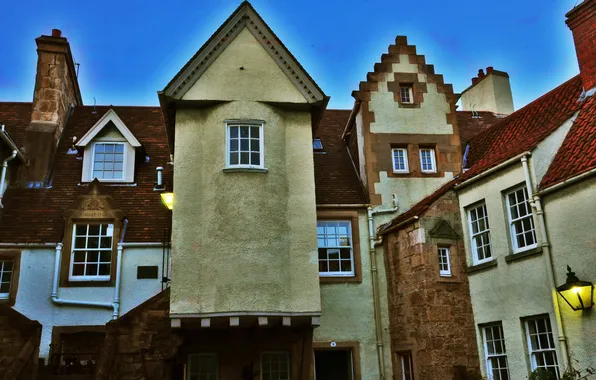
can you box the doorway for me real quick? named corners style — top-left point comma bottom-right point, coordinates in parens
top-left (314, 350), bottom-right (353, 380)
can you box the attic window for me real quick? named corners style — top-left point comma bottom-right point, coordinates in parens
top-left (400, 85), bottom-right (414, 104)
top-left (92, 143), bottom-right (125, 180)
top-left (313, 138), bottom-right (324, 152)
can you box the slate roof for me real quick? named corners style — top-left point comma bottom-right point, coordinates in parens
top-left (456, 111), bottom-right (503, 153)
top-left (0, 105), bottom-right (172, 243)
top-left (314, 109), bottom-right (368, 205)
top-left (381, 75), bottom-right (590, 233)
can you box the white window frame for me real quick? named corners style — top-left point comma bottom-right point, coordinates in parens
top-left (0, 259), bottom-right (13, 299)
top-left (392, 148), bottom-right (409, 173)
top-left (506, 186), bottom-right (537, 254)
top-left (225, 121), bottom-right (265, 169)
top-left (261, 351), bottom-right (290, 380)
top-left (91, 142), bottom-right (127, 182)
top-left (187, 353), bottom-right (218, 380)
top-left (438, 247), bottom-right (451, 277)
top-left (400, 85), bottom-right (414, 104)
top-left (399, 352), bottom-right (414, 380)
top-left (524, 317), bottom-right (560, 379)
top-left (468, 202), bottom-right (493, 265)
top-left (317, 220), bottom-right (355, 277)
top-left (69, 223), bottom-right (114, 282)
top-left (483, 323), bottom-right (510, 380)
top-left (419, 148), bottom-right (436, 173)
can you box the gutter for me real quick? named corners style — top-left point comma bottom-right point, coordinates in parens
top-left (0, 150), bottom-right (18, 208)
top-left (51, 219), bottom-right (129, 320)
top-left (521, 156), bottom-right (570, 369)
top-left (366, 196), bottom-right (399, 380)
top-left (539, 166), bottom-right (596, 196)
top-left (454, 152), bottom-right (532, 191)
top-left (378, 215), bottom-right (420, 236)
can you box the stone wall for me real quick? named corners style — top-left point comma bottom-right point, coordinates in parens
top-left (383, 191), bottom-right (480, 380)
top-left (0, 305), bottom-right (42, 380)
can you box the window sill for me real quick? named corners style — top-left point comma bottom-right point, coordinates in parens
top-left (467, 260), bottom-right (498, 274)
top-left (61, 279), bottom-right (114, 288)
top-left (223, 167), bottom-right (268, 174)
top-left (505, 246), bottom-right (543, 264)
top-left (320, 276), bottom-right (362, 284)
top-left (0, 298), bottom-right (16, 306)
top-left (398, 103), bottom-right (420, 108)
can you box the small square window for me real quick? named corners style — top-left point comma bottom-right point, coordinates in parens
top-left (392, 148), bottom-right (409, 173)
top-left (419, 148), bottom-right (436, 173)
top-left (317, 221), bottom-right (354, 277)
top-left (438, 247), bottom-right (451, 277)
top-left (92, 142), bottom-right (125, 181)
top-left (227, 123), bottom-right (264, 168)
top-left (400, 86), bottom-right (414, 104)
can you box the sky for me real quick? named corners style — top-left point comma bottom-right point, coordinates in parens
top-left (0, 0), bottom-right (581, 110)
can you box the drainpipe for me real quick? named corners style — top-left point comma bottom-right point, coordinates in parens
top-left (51, 219), bottom-right (128, 320)
top-left (0, 150), bottom-right (18, 208)
top-left (521, 155), bottom-right (570, 369)
top-left (367, 195), bottom-right (399, 380)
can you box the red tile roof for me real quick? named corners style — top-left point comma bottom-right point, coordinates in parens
top-left (540, 95), bottom-right (596, 189)
top-left (315, 110), bottom-right (368, 205)
top-left (0, 105), bottom-right (172, 243)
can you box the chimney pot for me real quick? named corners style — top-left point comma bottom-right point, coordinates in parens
top-left (472, 77), bottom-right (479, 85)
top-left (486, 66), bottom-right (494, 74)
top-left (478, 69), bottom-right (485, 79)
top-left (51, 29), bottom-right (62, 38)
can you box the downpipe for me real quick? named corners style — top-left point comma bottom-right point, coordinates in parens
top-left (367, 195), bottom-right (399, 380)
top-left (0, 150), bottom-right (17, 208)
top-left (521, 156), bottom-right (570, 369)
top-left (51, 219), bottom-right (128, 320)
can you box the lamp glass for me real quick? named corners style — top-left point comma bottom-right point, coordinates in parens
top-left (160, 192), bottom-right (174, 210)
top-left (556, 267), bottom-right (594, 311)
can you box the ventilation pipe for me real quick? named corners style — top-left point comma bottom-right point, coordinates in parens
top-left (0, 150), bottom-right (18, 208)
top-left (154, 166), bottom-right (165, 191)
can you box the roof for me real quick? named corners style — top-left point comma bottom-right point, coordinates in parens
top-left (314, 110), bottom-right (368, 205)
top-left (456, 111), bottom-right (503, 152)
top-left (0, 102), bottom-right (31, 148)
top-left (0, 105), bottom-right (172, 243)
top-left (381, 75), bottom-right (587, 234)
top-left (540, 95), bottom-right (596, 189)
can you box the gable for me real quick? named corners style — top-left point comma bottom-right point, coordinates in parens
top-left (163, 1), bottom-right (325, 104)
top-left (76, 109), bottom-right (141, 148)
top-left (429, 219), bottom-right (459, 239)
top-left (181, 27), bottom-right (307, 103)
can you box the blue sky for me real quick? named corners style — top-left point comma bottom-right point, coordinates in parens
top-left (0, 0), bottom-right (580, 110)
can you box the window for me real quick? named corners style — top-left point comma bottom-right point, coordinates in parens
top-left (392, 148), bottom-right (409, 173)
top-left (314, 350), bottom-right (354, 380)
top-left (483, 324), bottom-right (510, 380)
top-left (227, 123), bottom-right (263, 168)
top-left (438, 247), bottom-right (451, 276)
top-left (506, 187), bottom-right (537, 253)
top-left (419, 148), bottom-right (436, 173)
top-left (92, 142), bottom-right (125, 181)
top-left (313, 138), bottom-right (324, 151)
top-left (400, 85), bottom-right (413, 104)
top-left (188, 354), bottom-right (218, 380)
top-left (0, 259), bottom-right (13, 299)
top-left (261, 352), bottom-right (290, 380)
top-left (317, 221), bottom-right (354, 276)
top-left (468, 203), bottom-right (492, 264)
top-left (70, 224), bottom-right (114, 281)
top-left (525, 317), bottom-right (559, 379)
top-left (399, 352), bottom-right (414, 380)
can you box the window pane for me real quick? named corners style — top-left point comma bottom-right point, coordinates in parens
top-left (250, 126), bottom-right (259, 138)
top-left (250, 139), bottom-right (259, 151)
top-left (240, 139), bottom-right (249, 151)
top-left (72, 264), bottom-right (85, 276)
top-left (104, 144), bottom-right (114, 153)
top-left (230, 126), bottom-right (238, 138)
top-left (87, 251), bottom-right (99, 262)
top-left (240, 127), bottom-right (249, 138)
top-left (240, 152), bottom-right (249, 164)
top-left (98, 264), bottom-right (110, 275)
top-left (251, 153), bottom-right (260, 166)
top-left (230, 152), bottom-right (239, 165)
top-left (115, 144), bottom-right (124, 153)
top-left (230, 139), bottom-right (238, 151)
top-left (95, 144), bottom-right (105, 153)
top-left (74, 251), bottom-right (86, 262)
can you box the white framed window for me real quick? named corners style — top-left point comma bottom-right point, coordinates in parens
top-left (317, 220), bottom-right (354, 277)
top-left (483, 323), bottom-right (510, 380)
top-left (525, 317), bottom-right (559, 379)
top-left (188, 353), bottom-right (218, 380)
top-left (69, 224), bottom-right (114, 282)
top-left (400, 86), bottom-right (413, 104)
top-left (506, 186), bottom-right (537, 253)
top-left (226, 122), bottom-right (264, 168)
top-left (392, 148), bottom-right (409, 173)
top-left (468, 202), bottom-right (492, 264)
top-left (438, 247), bottom-right (451, 277)
top-left (92, 142), bottom-right (126, 181)
top-left (261, 351), bottom-right (290, 380)
top-left (419, 148), bottom-right (436, 173)
top-left (0, 259), bottom-right (13, 299)
top-left (399, 352), bottom-right (414, 380)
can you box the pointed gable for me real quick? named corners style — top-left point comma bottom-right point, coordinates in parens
top-left (162, 1), bottom-right (326, 104)
top-left (76, 109), bottom-right (141, 147)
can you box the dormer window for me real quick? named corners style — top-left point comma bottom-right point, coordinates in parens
top-left (76, 109), bottom-right (141, 183)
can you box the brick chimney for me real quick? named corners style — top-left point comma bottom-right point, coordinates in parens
top-left (566, 0), bottom-right (596, 92)
top-left (459, 66), bottom-right (514, 115)
top-left (23, 29), bottom-right (82, 185)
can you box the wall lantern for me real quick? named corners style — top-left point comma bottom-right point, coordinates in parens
top-left (160, 192), bottom-right (174, 210)
top-left (556, 266), bottom-right (594, 311)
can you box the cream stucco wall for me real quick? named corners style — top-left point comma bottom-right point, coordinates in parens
top-left (460, 74), bottom-right (514, 114)
top-left (12, 246), bottom-right (164, 359)
top-left (457, 164), bottom-right (562, 378)
top-left (314, 211), bottom-right (392, 380)
top-left (182, 28), bottom-right (307, 104)
top-left (543, 176), bottom-right (596, 370)
top-left (531, 114), bottom-right (577, 185)
top-left (171, 101), bottom-right (320, 315)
